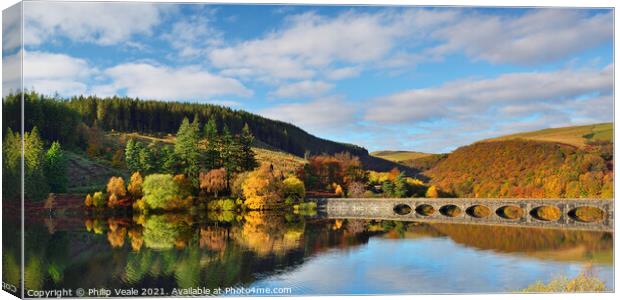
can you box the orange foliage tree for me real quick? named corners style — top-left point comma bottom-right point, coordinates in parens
top-left (199, 168), bottom-right (227, 197)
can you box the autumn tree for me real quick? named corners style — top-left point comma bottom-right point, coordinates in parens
top-left (426, 185), bottom-right (440, 198)
top-left (127, 172), bottom-right (144, 199)
top-left (107, 176), bottom-right (127, 207)
top-left (282, 176), bottom-right (305, 203)
top-left (199, 168), bottom-right (227, 197)
top-left (242, 164), bottom-right (284, 210)
top-left (142, 174), bottom-right (180, 210)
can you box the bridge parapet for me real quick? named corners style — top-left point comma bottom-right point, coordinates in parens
top-left (314, 198), bottom-right (613, 232)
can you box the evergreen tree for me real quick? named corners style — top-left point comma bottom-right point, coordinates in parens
top-left (45, 141), bottom-right (68, 192)
top-left (24, 127), bottom-right (49, 200)
top-left (174, 117), bottom-right (201, 180)
top-left (138, 144), bottom-right (155, 174)
top-left (125, 139), bottom-right (139, 172)
top-left (220, 125), bottom-right (239, 185)
top-left (239, 123), bottom-right (258, 171)
top-left (2, 128), bottom-right (22, 199)
top-left (203, 118), bottom-right (221, 170)
top-left (160, 145), bottom-right (177, 174)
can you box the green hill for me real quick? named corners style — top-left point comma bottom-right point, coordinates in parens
top-left (4, 92), bottom-right (409, 174)
top-left (370, 150), bottom-right (432, 162)
top-left (484, 123), bottom-right (612, 147)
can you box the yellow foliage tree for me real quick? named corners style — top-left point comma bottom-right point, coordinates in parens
top-left (107, 176), bottom-right (127, 198)
top-left (426, 185), bottom-right (439, 198)
top-left (242, 164), bottom-right (283, 210)
top-left (282, 176), bottom-right (305, 203)
top-left (127, 172), bottom-right (144, 199)
top-left (84, 194), bottom-right (93, 207)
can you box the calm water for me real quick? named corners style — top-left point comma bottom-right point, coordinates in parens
top-left (14, 211), bottom-right (614, 296)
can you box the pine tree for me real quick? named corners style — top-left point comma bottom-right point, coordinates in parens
top-left (174, 117), bottom-right (201, 180)
top-left (220, 125), bottom-right (239, 185)
top-left (138, 145), bottom-right (155, 174)
top-left (125, 139), bottom-right (139, 172)
top-left (239, 123), bottom-right (258, 171)
top-left (203, 118), bottom-right (221, 170)
top-left (45, 141), bottom-right (68, 192)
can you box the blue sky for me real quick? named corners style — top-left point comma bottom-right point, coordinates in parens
top-left (2, 2), bottom-right (613, 153)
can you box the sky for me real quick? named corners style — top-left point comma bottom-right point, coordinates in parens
top-left (2, 2), bottom-right (614, 153)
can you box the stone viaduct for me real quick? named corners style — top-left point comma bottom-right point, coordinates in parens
top-left (313, 198), bottom-right (614, 232)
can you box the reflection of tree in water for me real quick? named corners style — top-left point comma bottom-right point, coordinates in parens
top-left (411, 223), bottom-right (613, 262)
top-left (234, 211), bottom-right (304, 256)
top-left (27, 212), bottom-right (612, 292)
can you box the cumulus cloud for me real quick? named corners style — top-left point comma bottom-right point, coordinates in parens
top-left (361, 64), bottom-right (613, 152)
top-left (430, 9), bottom-right (613, 65)
top-left (208, 9), bottom-right (456, 80)
top-left (367, 64), bottom-right (613, 124)
top-left (259, 97), bottom-right (358, 134)
top-left (3, 51), bottom-right (97, 97)
top-left (162, 13), bottom-right (222, 59)
top-left (94, 63), bottom-right (252, 100)
top-left (22, 1), bottom-right (169, 46)
top-left (270, 80), bottom-right (333, 99)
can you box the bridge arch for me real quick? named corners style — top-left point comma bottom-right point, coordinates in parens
top-left (466, 205), bottom-right (491, 218)
top-left (415, 204), bottom-right (435, 216)
top-left (439, 205), bottom-right (462, 217)
top-left (530, 205), bottom-right (561, 221)
top-left (393, 204), bottom-right (412, 215)
top-left (496, 205), bottom-right (524, 220)
top-left (568, 206), bottom-right (605, 223)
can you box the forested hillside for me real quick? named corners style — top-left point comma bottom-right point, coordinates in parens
top-left (426, 139), bottom-right (613, 198)
top-left (2, 92), bottom-right (407, 173)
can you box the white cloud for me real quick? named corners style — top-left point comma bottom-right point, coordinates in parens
top-left (208, 9), bottom-right (456, 80)
top-left (2, 3), bottom-right (22, 52)
top-left (326, 67), bottom-right (362, 80)
top-left (259, 97), bottom-right (358, 133)
top-left (270, 80), bottom-right (333, 99)
top-left (430, 9), bottom-right (613, 65)
top-left (367, 64), bottom-right (613, 124)
top-left (95, 63), bottom-right (252, 100)
top-left (22, 2), bottom-right (169, 46)
top-left (3, 50), bottom-right (96, 97)
top-left (162, 14), bottom-right (222, 59)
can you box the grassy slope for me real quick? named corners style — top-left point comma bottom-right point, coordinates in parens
top-left (65, 151), bottom-right (126, 193)
top-left (484, 123), bottom-right (612, 147)
top-left (370, 150), bottom-right (432, 163)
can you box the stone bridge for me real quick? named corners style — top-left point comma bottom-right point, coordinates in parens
top-left (314, 198), bottom-right (614, 232)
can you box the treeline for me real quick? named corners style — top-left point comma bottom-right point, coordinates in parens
top-left (2, 91), bottom-right (367, 158)
top-left (2, 127), bottom-right (68, 200)
top-left (426, 139), bottom-right (613, 198)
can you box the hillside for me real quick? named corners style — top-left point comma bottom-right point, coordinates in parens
top-left (425, 139), bottom-right (613, 198)
top-left (3, 92), bottom-right (411, 174)
top-left (370, 150), bottom-right (432, 162)
top-left (484, 123), bottom-right (612, 147)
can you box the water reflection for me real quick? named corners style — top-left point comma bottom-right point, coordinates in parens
top-left (23, 213), bottom-right (613, 295)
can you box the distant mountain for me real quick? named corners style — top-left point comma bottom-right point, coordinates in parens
top-left (370, 150), bottom-right (433, 163)
top-left (483, 123), bottom-right (612, 147)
